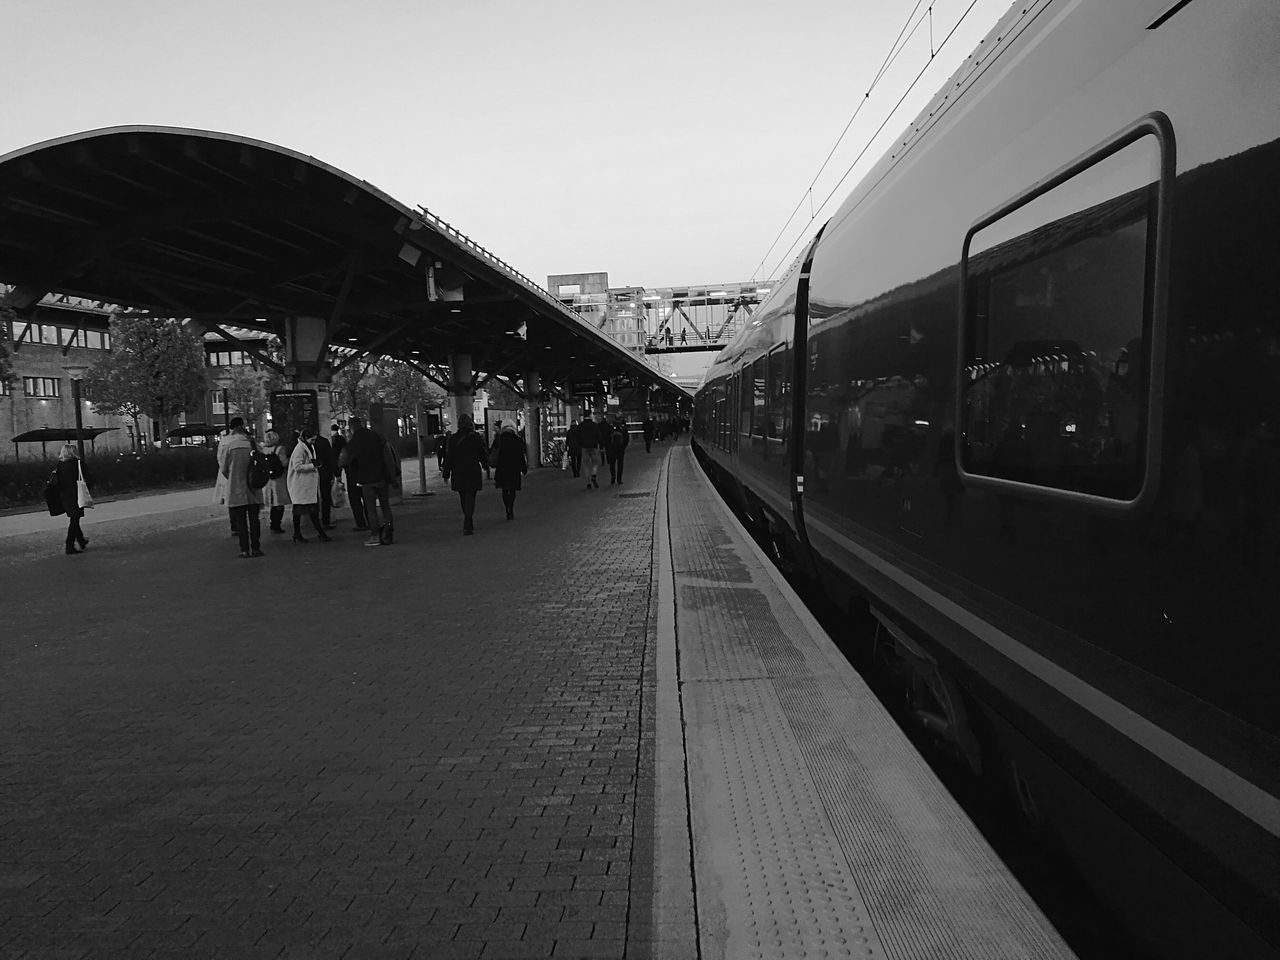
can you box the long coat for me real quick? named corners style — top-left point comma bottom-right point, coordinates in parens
top-left (287, 438), bottom-right (321, 505)
top-left (492, 431), bottom-right (528, 491)
top-left (261, 443), bottom-right (291, 507)
top-left (55, 458), bottom-right (91, 519)
top-left (218, 432), bottom-right (263, 508)
top-left (443, 429), bottom-right (489, 493)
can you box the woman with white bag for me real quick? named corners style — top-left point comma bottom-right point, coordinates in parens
top-left (54, 443), bottom-right (93, 556)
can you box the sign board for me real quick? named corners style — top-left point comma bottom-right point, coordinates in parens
top-left (484, 408), bottom-right (521, 446)
top-left (569, 378), bottom-right (606, 397)
top-left (269, 390), bottom-right (319, 441)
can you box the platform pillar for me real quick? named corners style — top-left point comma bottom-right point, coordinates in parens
top-left (449, 352), bottom-right (473, 429)
top-left (282, 315), bottom-right (333, 430)
top-left (524, 372), bottom-right (543, 468)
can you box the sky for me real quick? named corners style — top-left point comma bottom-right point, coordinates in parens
top-left (2, 0), bottom-right (1013, 292)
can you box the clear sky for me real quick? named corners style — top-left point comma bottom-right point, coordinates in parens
top-left (2, 0), bottom-right (1013, 292)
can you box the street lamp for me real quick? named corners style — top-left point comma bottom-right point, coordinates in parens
top-left (62, 362), bottom-right (89, 459)
top-left (213, 374), bottom-right (233, 436)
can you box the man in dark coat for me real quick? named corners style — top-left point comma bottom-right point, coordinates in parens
top-left (605, 417), bottom-right (630, 485)
top-left (442, 413), bottom-right (490, 535)
top-left (331, 423), bottom-right (367, 531)
top-left (577, 413), bottom-right (602, 489)
top-left (343, 416), bottom-right (394, 546)
top-left (312, 429), bottom-right (337, 529)
top-left (565, 420), bottom-right (582, 478)
top-left (642, 416), bottom-right (655, 453)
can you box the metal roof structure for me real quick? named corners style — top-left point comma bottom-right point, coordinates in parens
top-left (0, 126), bottom-right (687, 399)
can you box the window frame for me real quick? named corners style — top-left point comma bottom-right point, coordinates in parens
top-left (955, 112), bottom-right (1174, 515)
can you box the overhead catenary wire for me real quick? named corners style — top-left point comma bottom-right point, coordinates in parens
top-left (753, 0), bottom-right (988, 282)
top-left (748, 0), bottom-right (928, 283)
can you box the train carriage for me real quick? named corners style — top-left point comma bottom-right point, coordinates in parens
top-left (694, 1), bottom-right (1280, 956)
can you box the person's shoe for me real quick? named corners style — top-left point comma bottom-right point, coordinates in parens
top-left (316, 531), bottom-right (333, 543)
top-left (65, 545), bottom-right (80, 555)
top-left (618, 480), bottom-right (623, 485)
top-left (292, 534), bottom-right (309, 544)
top-left (250, 549), bottom-right (264, 557)
top-left (270, 526), bottom-right (285, 534)
top-left (77, 538), bottom-right (88, 549)
top-left (237, 551), bottom-right (251, 559)
top-left (323, 523), bottom-right (337, 530)
top-left (586, 482), bottom-right (593, 490)
top-left (463, 528), bottom-right (475, 536)
top-left (379, 524), bottom-right (394, 545)
top-left (592, 476), bottom-right (599, 488)
top-left (506, 509), bottom-right (514, 520)
top-left (363, 534), bottom-right (382, 547)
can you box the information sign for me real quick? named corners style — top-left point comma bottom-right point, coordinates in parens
top-left (269, 390), bottom-right (319, 440)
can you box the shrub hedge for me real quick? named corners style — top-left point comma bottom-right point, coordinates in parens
top-left (0, 448), bottom-right (219, 508)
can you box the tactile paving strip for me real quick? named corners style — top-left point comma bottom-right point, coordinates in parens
top-left (685, 677), bottom-right (882, 960)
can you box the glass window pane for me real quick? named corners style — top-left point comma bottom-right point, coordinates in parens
top-left (962, 134), bottom-right (1159, 500)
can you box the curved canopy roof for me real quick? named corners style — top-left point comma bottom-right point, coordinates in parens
top-left (0, 125), bottom-right (685, 398)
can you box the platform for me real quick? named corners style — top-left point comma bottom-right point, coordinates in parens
top-left (0, 441), bottom-right (1074, 959)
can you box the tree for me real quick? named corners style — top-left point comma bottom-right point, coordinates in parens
top-left (83, 316), bottom-right (208, 449)
top-left (329, 363), bottom-right (379, 422)
top-left (224, 363), bottom-right (283, 434)
top-left (376, 361), bottom-right (447, 414)
top-left (484, 377), bottom-right (523, 410)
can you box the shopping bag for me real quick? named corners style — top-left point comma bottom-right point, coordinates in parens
top-left (76, 462), bottom-right (94, 510)
top-left (331, 478), bottom-right (347, 508)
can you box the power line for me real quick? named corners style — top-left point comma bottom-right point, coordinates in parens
top-left (749, 0), bottom-right (929, 283)
top-left (763, 0), bottom-right (987, 281)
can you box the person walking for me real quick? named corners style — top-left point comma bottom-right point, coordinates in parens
top-left (55, 443), bottom-right (92, 555)
top-left (312, 427), bottom-right (337, 530)
top-left (605, 416), bottom-right (630, 485)
top-left (565, 419), bottom-right (582, 478)
top-left (492, 423), bottom-right (528, 520)
top-left (578, 413), bottom-right (602, 489)
top-left (344, 415), bottom-right (394, 546)
top-left (333, 422), bottom-right (367, 531)
top-left (442, 413), bottom-right (489, 535)
top-left (218, 417), bottom-right (263, 559)
top-left (642, 416), bottom-right (655, 453)
top-left (287, 428), bottom-right (332, 544)
top-left (261, 429), bottom-right (291, 534)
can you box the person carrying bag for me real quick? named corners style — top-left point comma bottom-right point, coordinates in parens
top-left (54, 443), bottom-right (92, 555)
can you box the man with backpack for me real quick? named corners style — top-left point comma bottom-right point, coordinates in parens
top-left (578, 412), bottom-right (602, 489)
top-left (605, 416), bottom-right (630, 485)
top-left (217, 417), bottom-right (264, 559)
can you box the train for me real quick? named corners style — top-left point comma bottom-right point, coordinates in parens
top-left (691, 1), bottom-right (1280, 957)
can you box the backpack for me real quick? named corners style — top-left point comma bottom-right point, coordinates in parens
top-left (610, 427), bottom-right (627, 450)
top-left (264, 447), bottom-right (286, 479)
top-left (382, 438), bottom-right (401, 480)
top-left (247, 447), bottom-right (273, 489)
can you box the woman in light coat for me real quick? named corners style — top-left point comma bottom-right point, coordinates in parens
top-left (262, 429), bottom-right (291, 533)
top-left (287, 428), bottom-right (330, 543)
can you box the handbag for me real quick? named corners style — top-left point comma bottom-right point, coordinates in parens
top-left (44, 470), bottom-right (65, 517)
top-left (76, 461), bottom-right (94, 510)
top-left (331, 477), bottom-right (347, 508)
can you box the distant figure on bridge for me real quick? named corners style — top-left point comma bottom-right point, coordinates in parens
top-left (666, 329), bottom-right (674, 347)
top-left (680, 329), bottom-right (687, 345)
top-left (705, 326), bottom-right (711, 342)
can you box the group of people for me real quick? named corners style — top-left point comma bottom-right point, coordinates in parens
top-left (216, 415), bottom-right (397, 558)
top-left (440, 414), bottom-right (528, 535)
top-left (564, 413), bottom-right (631, 488)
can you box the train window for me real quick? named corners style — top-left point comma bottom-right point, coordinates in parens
top-left (739, 365), bottom-right (752, 441)
top-left (751, 356), bottom-right (767, 438)
top-left (767, 345), bottom-right (790, 446)
top-left (959, 116), bottom-right (1171, 508)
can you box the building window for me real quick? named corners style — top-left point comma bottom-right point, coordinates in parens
top-left (1, 379), bottom-right (11, 396)
top-left (960, 117), bottom-right (1169, 506)
top-left (23, 376), bottom-right (61, 398)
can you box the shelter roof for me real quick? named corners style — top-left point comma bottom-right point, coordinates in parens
top-left (0, 126), bottom-right (685, 398)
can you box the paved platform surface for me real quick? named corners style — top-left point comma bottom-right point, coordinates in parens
top-left (2, 443), bottom-right (673, 960)
top-left (1, 438), bottom-right (1071, 960)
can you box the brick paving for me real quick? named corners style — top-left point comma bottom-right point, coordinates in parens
top-left (0, 444), bottom-right (675, 959)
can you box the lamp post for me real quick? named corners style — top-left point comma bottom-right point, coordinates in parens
top-left (213, 374), bottom-right (233, 437)
top-left (63, 363), bottom-right (89, 460)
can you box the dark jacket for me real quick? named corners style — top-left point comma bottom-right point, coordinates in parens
top-left (344, 426), bottom-right (388, 485)
top-left (605, 421), bottom-right (630, 460)
top-left (578, 418), bottom-right (601, 449)
top-left (493, 431), bottom-right (528, 490)
top-left (56, 459), bottom-right (92, 517)
top-left (443, 428), bottom-right (489, 493)
top-left (311, 433), bottom-right (336, 480)
top-left (566, 422), bottom-right (582, 454)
